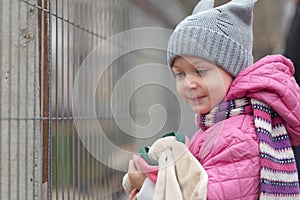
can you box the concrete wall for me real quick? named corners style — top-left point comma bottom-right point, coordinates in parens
top-left (1, 0), bottom-right (40, 199)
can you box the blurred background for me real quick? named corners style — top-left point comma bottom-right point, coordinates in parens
top-left (0, 0), bottom-right (298, 199)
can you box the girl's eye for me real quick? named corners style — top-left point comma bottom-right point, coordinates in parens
top-left (174, 71), bottom-right (185, 78)
top-left (196, 69), bottom-right (207, 75)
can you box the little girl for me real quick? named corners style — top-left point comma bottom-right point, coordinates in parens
top-left (127, 0), bottom-right (300, 199)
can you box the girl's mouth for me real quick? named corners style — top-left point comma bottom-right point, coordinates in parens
top-left (190, 96), bottom-right (204, 102)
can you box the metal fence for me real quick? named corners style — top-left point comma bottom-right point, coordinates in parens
top-left (0, 0), bottom-right (291, 199)
top-left (0, 0), bottom-right (193, 199)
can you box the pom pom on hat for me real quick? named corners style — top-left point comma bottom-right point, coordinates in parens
top-left (167, 0), bottom-right (257, 77)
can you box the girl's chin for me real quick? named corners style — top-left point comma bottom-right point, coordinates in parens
top-left (191, 106), bottom-right (210, 115)
top-left (192, 108), bottom-right (209, 115)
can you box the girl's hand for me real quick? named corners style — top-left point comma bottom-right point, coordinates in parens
top-left (127, 155), bottom-right (147, 190)
top-left (128, 188), bottom-right (138, 200)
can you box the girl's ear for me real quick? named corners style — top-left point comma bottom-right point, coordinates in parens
top-left (227, 0), bottom-right (257, 25)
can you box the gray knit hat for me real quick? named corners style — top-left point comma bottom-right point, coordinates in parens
top-left (167, 0), bottom-right (257, 77)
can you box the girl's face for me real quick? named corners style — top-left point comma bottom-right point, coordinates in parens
top-left (172, 56), bottom-right (233, 114)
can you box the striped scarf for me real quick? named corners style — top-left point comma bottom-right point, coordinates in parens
top-left (197, 98), bottom-right (300, 199)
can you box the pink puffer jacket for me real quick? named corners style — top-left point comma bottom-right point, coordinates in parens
top-left (189, 55), bottom-right (300, 199)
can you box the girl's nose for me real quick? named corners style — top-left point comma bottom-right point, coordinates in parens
top-left (184, 74), bottom-right (197, 90)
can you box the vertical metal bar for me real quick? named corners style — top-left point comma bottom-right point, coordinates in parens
top-left (66, 0), bottom-right (71, 199)
top-left (90, 1), bottom-right (95, 199)
top-left (76, 0), bottom-right (81, 199)
top-left (33, 0), bottom-right (39, 199)
top-left (25, 1), bottom-right (30, 199)
top-left (38, 0), bottom-right (45, 185)
top-left (8, 0), bottom-right (12, 199)
top-left (85, 2), bottom-right (90, 199)
top-left (81, 59), bottom-right (85, 197)
top-left (72, 1), bottom-right (76, 199)
top-left (95, 1), bottom-right (100, 198)
top-left (104, 0), bottom-right (109, 197)
top-left (106, 0), bottom-right (110, 119)
top-left (48, 0), bottom-right (53, 199)
top-left (0, 0), bottom-right (2, 198)
top-left (100, 1), bottom-right (107, 198)
top-left (61, 0), bottom-right (66, 198)
top-left (37, 0), bottom-right (44, 198)
top-left (17, 1), bottom-right (21, 199)
top-left (38, 0), bottom-right (50, 199)
top-left (108, 3), bottom-right (113, 196)
top-left (55, 0), bottom-right (59, 199)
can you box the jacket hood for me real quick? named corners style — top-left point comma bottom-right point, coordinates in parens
top-left (226, 54), bottom-right (300, 146)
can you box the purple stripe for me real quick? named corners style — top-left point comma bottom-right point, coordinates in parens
top-left (258, 132), bottom-right (292, 149)
top-left (218, 102), bottom-right (229, 111)
top-left (261, 183), bottom-right (300, 195)
top-left (215, 110), bottom-right (226, 122)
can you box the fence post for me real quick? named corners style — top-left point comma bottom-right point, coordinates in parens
top-left (38, 0), bottom-right (50, 199)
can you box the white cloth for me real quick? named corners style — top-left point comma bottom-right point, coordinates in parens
top-left (137, 178), bottom-right (155, 200)
top-left (138, 141), bottom-right (208, 200)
